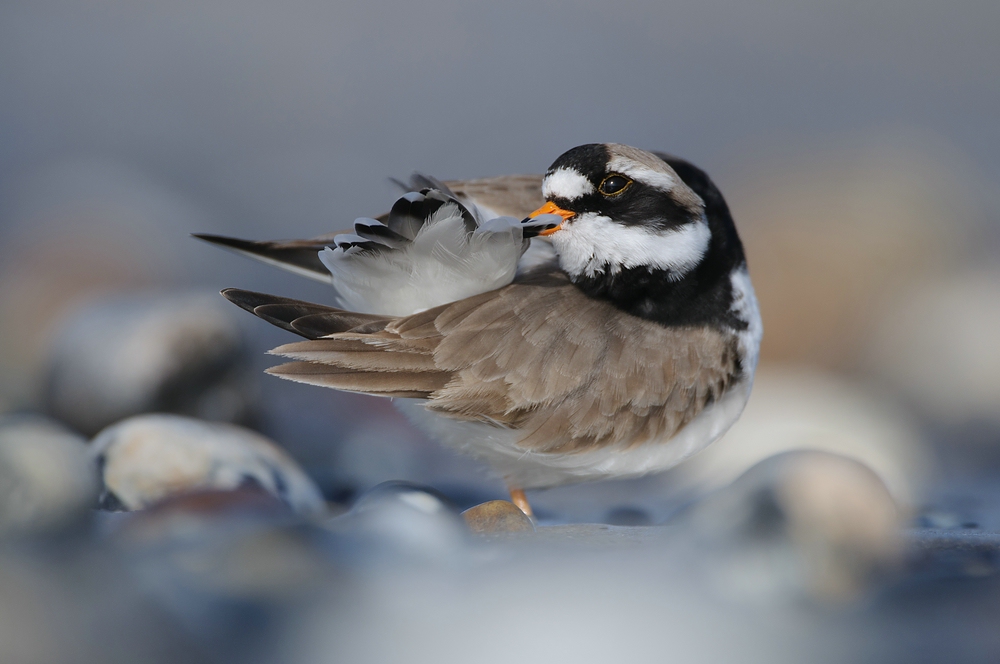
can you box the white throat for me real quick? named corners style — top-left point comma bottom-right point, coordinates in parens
top-left (550, 212), bottom-right (712, 279)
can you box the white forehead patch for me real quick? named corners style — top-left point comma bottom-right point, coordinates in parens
top-left (607, 155), bottom-right (676, 192)
top-left (542, 167), bottom-right (595, 201)
top-left (550, 212), bottom-right (711, 279)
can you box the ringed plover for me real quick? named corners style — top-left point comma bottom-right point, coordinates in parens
top-left (196, 143), bottom-right (762, 515)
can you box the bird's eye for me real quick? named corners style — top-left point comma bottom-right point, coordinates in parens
top-left (599, 174), bottom-right (632, 197)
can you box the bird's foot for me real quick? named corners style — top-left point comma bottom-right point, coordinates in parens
top-left (508, 488), bottom-right (533, 517)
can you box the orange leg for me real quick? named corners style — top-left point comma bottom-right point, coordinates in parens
top-left (509, 488), bottom-right (533, 517)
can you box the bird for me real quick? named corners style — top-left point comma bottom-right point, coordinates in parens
top-left (195, 143), bottom-right (762, 516)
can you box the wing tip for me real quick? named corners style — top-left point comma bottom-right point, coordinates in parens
top-left (194, 232), bottom-right (334, 284)
top-left (219, 287), bottom-right (269, 313)
top-left (192, 233), bottom-right (252, 250)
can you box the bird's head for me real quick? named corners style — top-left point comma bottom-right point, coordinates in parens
top-left (523, 143), bottom-right (710, 282)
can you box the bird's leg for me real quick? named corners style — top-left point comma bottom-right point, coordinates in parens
top-left (509, 488), bottom-right (533, 517)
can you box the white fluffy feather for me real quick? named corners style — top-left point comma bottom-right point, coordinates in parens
top-left (320, 203), bottom-right (525, 316)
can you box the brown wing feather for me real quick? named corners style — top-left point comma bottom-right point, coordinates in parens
top-left (444, 174), bottom-right (545, 219)
top-left (266, 361), bottom-right (450, 397)
top-left (264, 269), bottom-right (741, 455)
top-left (422, 272), bottom-right (740, 452)
top-left (271, 339), bottom-right (441, 371)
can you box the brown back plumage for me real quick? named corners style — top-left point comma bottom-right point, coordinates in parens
top-left (444, 174), bottom-right (545, 219)
top-left (256, 269), bottom-right (742, 455)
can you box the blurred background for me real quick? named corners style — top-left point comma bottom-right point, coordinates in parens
top-left (1, 1), bottom-right (1000, 662)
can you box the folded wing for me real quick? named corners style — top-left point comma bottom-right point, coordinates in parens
top-left (226, 268), bottom-right (742, 455)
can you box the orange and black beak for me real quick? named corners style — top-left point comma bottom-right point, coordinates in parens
top-left (521, 201), bottom-right (575, 238)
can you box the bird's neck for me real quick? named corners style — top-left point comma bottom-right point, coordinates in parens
top-left (569, 254), bottom-right (747, 329)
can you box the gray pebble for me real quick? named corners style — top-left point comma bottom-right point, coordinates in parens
top-left (91, 413), bottom-right (324, 516)
top-left (327, 481), bottom-right (469, 558)
top-left (678, 450), bottom-right (903, 603)
top-left (462, 499), bottom-right (535, 534)
top-left (43, 292), bottom-right (258, 435)
top-left (0, 414), bottom-right (98, 535)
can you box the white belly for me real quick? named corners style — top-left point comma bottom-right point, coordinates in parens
top-left (393, 379), bottom-right (753, 490)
